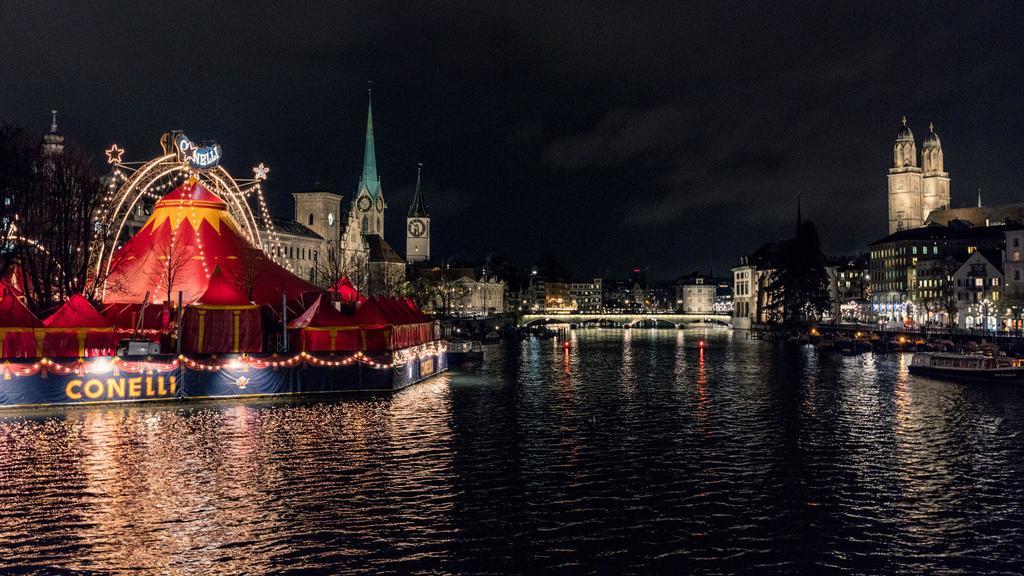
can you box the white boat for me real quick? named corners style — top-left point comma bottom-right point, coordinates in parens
top-left (909, 352), bottom-right (1024, 384)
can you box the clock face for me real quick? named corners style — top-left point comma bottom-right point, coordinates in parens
top-left (357, 196), bottom-right (372, 212)
top-left (375, 197), bottom-right (384, 212)
top-left (328, 212), bottom-right (335, 226)
top-left (408, 219), bottom-right (426, 237)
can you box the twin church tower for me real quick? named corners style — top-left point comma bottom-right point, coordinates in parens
top-left (887, 117), bottom-right (950, 234)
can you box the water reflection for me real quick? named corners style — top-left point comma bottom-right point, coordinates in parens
top-left (1, 332), bottom-right (1023, 574)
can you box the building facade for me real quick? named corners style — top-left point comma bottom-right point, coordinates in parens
top-left (1003, 228), bottom-right (1024, 300)
top-left (676, 272), bottom-right (715, 314)
top-left (953, 251), bottom-right (1003, 330)
top-left (869, 224), bottom-right (1005, 324)
top-left (570, 279), bottom-right (603, 311)
top-left (731, 243), bottom-right (780, 330)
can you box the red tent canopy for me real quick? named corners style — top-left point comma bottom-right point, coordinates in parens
top-left (405, 298), bottom-right (431, 322)
top-left (351, 298), bottom-right (390, 326)
top-left (289, 295), bottom-right (355, 329)
top-left (104, 180), bottom-right (322, 307)
top-left (101, 302), bottom-right (171, 331)
top-left (182, 266), bottom-right (262, 354)
top-left (196, 264), bottom-right (251, 306)
top-left (0, 292), bottom-right (42, 358)
top-left (289, 295), bottom-right (360, 352)
top-left (41, 295), bottom-right (117, 357)
top-left (44, 295), bottom-right (114, 328)
top-left (349, 297), bottom-right (436, 351)
top-left (378, 297), bottom-right (414, 325)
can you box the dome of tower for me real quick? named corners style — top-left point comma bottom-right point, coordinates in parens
top-left (922, 122), bottom-right (941, 148)
top-left (896, 116), bottom-right (914, 141)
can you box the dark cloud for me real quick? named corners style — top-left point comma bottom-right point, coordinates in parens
top-left (1, 0), bottom-right (1023, 280)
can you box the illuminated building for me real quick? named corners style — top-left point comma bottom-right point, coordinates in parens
top-left (952, 250), bottom-right (1003, 330)
top-left (868, 223), bottom-right (1006, 323)
top-left (888, 117), bottom-right (950, 234)
top-left (570, 279), bottom-right (603, 311)
top-left (676, 272), bottom-right (715, 314)
top-left (731, 242), bottom-right (779, 330)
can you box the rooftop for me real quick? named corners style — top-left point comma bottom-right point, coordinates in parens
top-left (270, 217), bottom-right (323, 240)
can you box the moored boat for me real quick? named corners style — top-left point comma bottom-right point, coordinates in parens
top-left (909, 352), bottom-right (1024, 384)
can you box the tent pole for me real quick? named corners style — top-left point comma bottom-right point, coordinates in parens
top-left (282, 291), bottom-right (288, 353)
top-left (176, 291), bottom-right (183, 355)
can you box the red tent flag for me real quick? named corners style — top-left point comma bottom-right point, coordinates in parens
top-left (181, 265), bottom-right (262, 354)
top-left (42, 295), bottom-right (118, 357)
top-left (0, 292), bottom-right (43, 358)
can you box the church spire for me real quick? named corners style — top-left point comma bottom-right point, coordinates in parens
top-left (409, 163), bottom-right (429, 217)
top-left (359, 85), bottom-right (381, 200)
top-left (41, 108), bottom-right (64, 156)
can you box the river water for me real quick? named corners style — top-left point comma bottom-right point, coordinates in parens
top-left (1, 329), bottom-right (1023, 574)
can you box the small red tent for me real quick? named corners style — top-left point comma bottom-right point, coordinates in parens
top-left (288, 295), bottom-right (360, 352)
top-left (42, 295), bottom-right (118, 357)
top-left (0, 292), bottom-right (42, 358)
top-left (182, 265), bottom-right (262, 354)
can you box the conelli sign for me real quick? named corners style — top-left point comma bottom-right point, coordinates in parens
top-left (175, 133), bottom-right (222, 170)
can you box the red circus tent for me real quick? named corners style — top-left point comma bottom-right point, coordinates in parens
top-left (288, 295), bottom-right (360, 352)
top-left (42, 295), bottom-right (118, 357)
top-left (103, 179), bottom-right (322, 307)
top-left (0, 292), bottom-right (43, 358)
top-left (181, 265), bottom-right (262, 354)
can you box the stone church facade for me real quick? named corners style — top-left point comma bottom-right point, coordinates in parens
top-left (887, 117), bottom-right (950, 234)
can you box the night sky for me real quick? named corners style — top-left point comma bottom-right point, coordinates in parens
top-left (2, 1), bottom-right (1023, 280)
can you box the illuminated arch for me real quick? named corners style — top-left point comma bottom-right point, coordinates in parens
top-left (92, 137), bottom-right (288, 296)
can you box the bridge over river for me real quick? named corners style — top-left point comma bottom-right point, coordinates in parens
top-left (521, 313), bottom-right (732, 329)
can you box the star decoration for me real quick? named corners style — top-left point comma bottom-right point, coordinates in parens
top-left (253, 162), bottom-right (270, 181)
top-left (105, 144), bottom-right (125, 165)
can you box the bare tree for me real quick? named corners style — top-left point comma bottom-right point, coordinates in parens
top-left (314, 239), bottom-right (346, 290)
top-left (230, 243), bottom-right (269, 302)
top-left (3, 132), bottom-right (106, 314)
top-left (139, 232), bottom-right (194, 305)
top-left (411, 269), bottom-right (471, 317)
top-left (341, 245), bottom-right (369, 294)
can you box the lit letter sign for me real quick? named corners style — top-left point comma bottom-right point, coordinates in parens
top-left (174, 133), bottom-right (222, 170)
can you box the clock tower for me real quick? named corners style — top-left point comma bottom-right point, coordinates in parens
top-left (353, 88), bottom-right (384, 236)
top-left (406, 163), bottom-right (430, 263)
